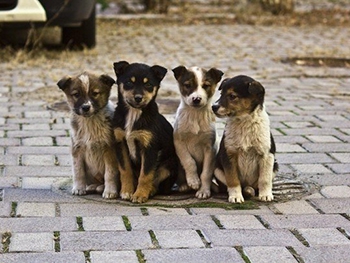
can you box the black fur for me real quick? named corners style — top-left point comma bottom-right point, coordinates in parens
top-left (112, 61), bottom-right (178, 200)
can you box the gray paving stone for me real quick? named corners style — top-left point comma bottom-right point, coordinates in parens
top-left (60, 231), bottom-right (152, 251)
top-left (261, 214), bottom-right (350, 229)
top-left (21, 177), bottom-right (63, 190)
top-left (128, 215), bottom-right (218, 230)
top-left (321, 186), bottom-right (350, 198)
top-left (143, 247), bottom-right (244, 263)
top-left (90, 251), bottom-right (138, 263)
top-left (295, 245), bottom-right (350, 263)
top-left (277, 153), bottom-right (335, 164)
top-left (16, 202), bottom-right (56, 217)
top-left (244, 246), bottom-right (297, 263)
top-left (327, 163), bottom-right (350, 173)
top-left (0, 155), bottom-right (18, 166)
top-left (10, 232), bottom-right (54, 252)
top-left (298, 228), bottom-right (350, 246)
top-left (0, 202), bottom-right (11, 217)
top-left (22, 137), bottom-right (54, 146)
top-left (7, 130), bottom-right (66, 138)
top-left (302, 143), bottom-right (350, 153)
top-left (216, 215), bottom-right (265, 229)
top-left (272, 200), bottom-right (319, 214)
top-left (2, 188), bottom-right (79, 203)
top-left (291, 164), bottom-right (332, 174)
top-left (6, 146), bottom-right (69, 155)
top-left (83, 216), bottom-right (126, 231)
top-left (298, 173), bottom-right (350, 186)
top-left (146, 207), bottom-right (189, 215)
top-left (21, 155), bottom-right (56, 166)
top-left (310, 198), bottom-right (350, 213)
top-left (154, 229), bottom-right (205, 248)
top-left (22, 124), bottom-right (51, 130)
top-left (276, 143), bottom-right (307, 153)
top-left (60, 203), bottom-right (142, 217)
top-left (5, 166), bottom-right (72, 177)
top-left (190, 206), bottom-right (273, 215)
top-left (0, 217), bottom-right (77, 232)
top-left (0, 138), bottom-right (21, 146)
top-left (0, 252), bottom-right (86, 263)
top-left (330, 153), bottom-right (350, 163)
top-left (203, 229), bottom-right (302, 247)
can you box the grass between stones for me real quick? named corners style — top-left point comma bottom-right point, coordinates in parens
top-left (1, 232), bottom-right (11, 253)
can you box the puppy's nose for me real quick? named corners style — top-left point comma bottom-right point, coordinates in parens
top-left (192, 97), bottom-right (202, 105)
top-left (212, 104), bottom-right (219, 113)
top-left (81, 104), bottom-right (91, 112)
top-left (134, 95), bottom-right (143, 103)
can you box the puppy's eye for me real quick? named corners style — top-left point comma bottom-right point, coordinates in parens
top-left (184, 83), bottom-right (191, 89)
top-left (92, 91), bottom-right (100, 97)
top-left (71, 92), bottom-right (80, 99)
top-left (202, 84), bottom-right (210, 90)
top-left (144, 83), bottom-right (153, 90)
top-left (229, 94), bottom-right (237, 100)
top-left (124, 81), bottom-right (133, 88)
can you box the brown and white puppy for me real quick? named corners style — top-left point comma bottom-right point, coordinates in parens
top-left (57, 72), bottom-right (119, 199)
top-left (172, 66), bottom-right (224, 199)
top-left (212, 75), bottom-right (278, 203)
top-left (113, 61), bottom-right (178, 203)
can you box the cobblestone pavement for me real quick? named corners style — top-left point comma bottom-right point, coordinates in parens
top-left (0, 16), bottom-right (350, 263)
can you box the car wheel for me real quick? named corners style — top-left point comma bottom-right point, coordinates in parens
top-left (61, 6), bottom-right (96, 49)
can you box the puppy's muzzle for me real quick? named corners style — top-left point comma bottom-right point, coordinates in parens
top-left (212, 104), bottom-right (219, 113)
top-left (134, 94), bottom-right (143, 104)
top-left (81, 104), bottom-right (91, 113)
top-left (192, 97), bottom-right (202, 106)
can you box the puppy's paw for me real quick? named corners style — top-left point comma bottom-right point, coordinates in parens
top-left (102, 190), bottom-right (118, 199)
top-left (259, 193), bottom-right (274, 202)
top-left (187, 176), bottom-right (201, 190)
top-left (228, 194), bottom-right (244, 203)
top-left (196, 189), bottom-right (211, 199)
top-left (102, 185), bottom-right (118, 199)
top-left (131, 189), bottom-right (150, 203)
top-left (72, 187), bottom-right (86, 196)
top-left (227, 187), bottom-right (244, 203)
top-left (178, 184), bottom-right (191, 192)
top-left (120, 191), bottom-right (133, 200)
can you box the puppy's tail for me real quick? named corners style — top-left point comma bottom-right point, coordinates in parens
top-left (243, 186), bottom-right (255, 198)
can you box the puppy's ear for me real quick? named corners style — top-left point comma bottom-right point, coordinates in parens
top-left (113, 61), bottom-right (129, 76)
top-left (218, 78), bottom-right (230, 91)
top-left (207, 68), bottom-right (224, 84)
top-left (57, 76), bottom-right (72, 91)
top-left (172, 65), bottom-right (187, 81)
top-left (248, 81), bottom-right (265, 96)
top-left (99, 74), bottom-right (115, 87)
top-left (151, 65), bottom-right (167, 82)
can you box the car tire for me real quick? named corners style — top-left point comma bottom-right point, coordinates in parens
top-left (61, 5), bottom-right (96, 49)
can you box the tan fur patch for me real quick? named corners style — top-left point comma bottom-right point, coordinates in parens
top-left (128, 130), bottom-right (153, 148)
top-left (143, 78), bottom-right (148, 83)
top-left (131, 77), bottom-right (136, 83)
top-left (114, 128), bottom-right (126, 142)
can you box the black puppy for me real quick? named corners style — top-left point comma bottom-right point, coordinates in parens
top-left (112, 61), bottom-right (178, 203)
top-left (212, 75), bottom-right (278, 203)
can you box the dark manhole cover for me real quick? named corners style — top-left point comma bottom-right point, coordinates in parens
top-left (282, 57), bottom-right (350, 68)
top-left (53, 173), bottom-right (316, 208)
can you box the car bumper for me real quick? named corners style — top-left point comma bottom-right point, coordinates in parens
top-left (0, 0), bottom-right (46, 22)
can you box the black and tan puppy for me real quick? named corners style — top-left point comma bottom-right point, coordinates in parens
top-left (212, 75), bottom-right (278, 203)
top-left (172, 66), bottom-right (223, 199)
top-left (57, 72), bottom-right (119, 199)
top-left (113, 61), bottom-right (178, 203)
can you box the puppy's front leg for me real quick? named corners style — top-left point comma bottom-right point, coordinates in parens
top-left (225, 154), bottom-right (244, 203)
top-left (132, 150), bottom-right (156, 203)
top-left (71, 145), bottom-right (87, 195)
top-left (174, 137), bottom-right (200, 190)
top-left (196, 146), bottom-right (216, 199)
top-left (102, 147), bottom-right (119, 199)
top-left (118, 140), bottom-right (135, 200)
top-left (258, 153), bottom-right (275, 202)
